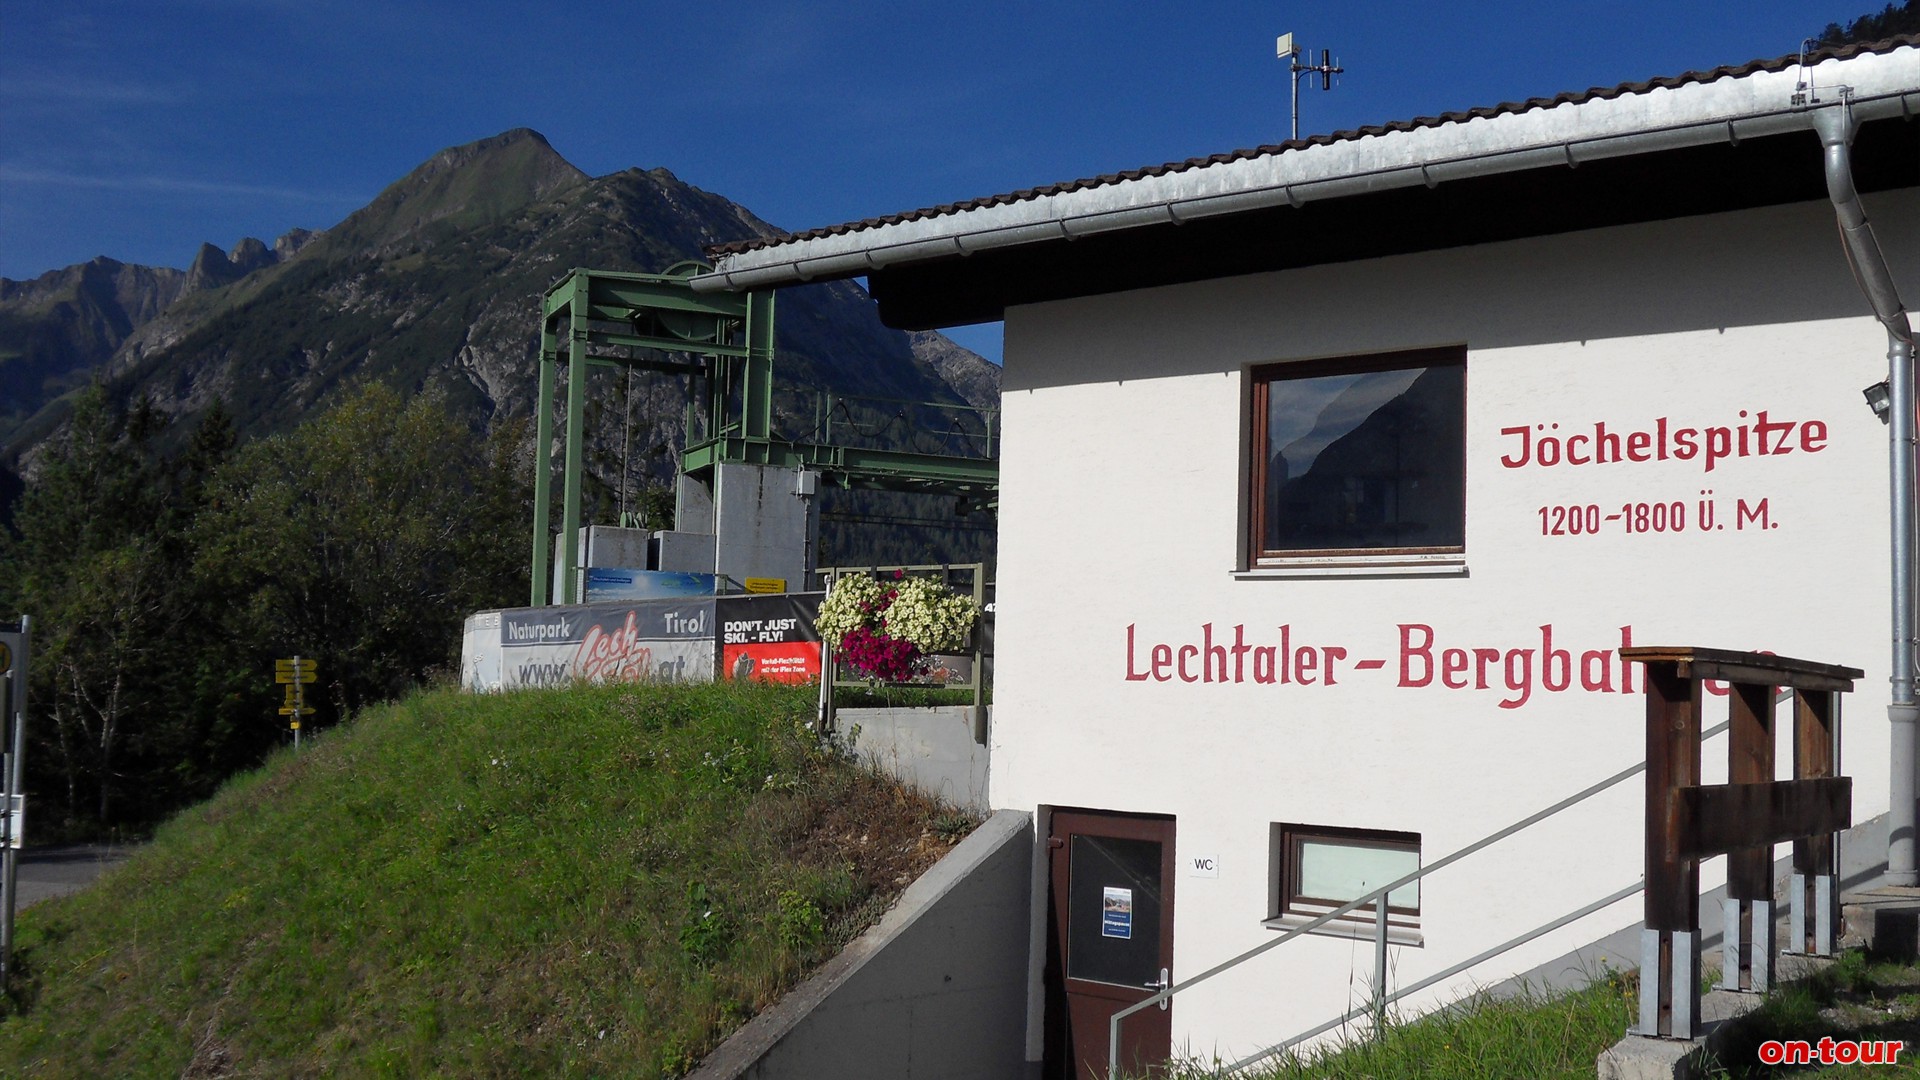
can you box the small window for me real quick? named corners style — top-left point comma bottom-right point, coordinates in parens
top-left (1268, 824), bottom-right (1422, 944)
top-left (1247, 347), bottom-right (1465, 565)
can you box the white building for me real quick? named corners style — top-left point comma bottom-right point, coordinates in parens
top-left (698, 36), bottom-right (1920, 1076)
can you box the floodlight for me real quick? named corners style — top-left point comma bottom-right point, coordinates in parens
top-left (1865, 381), bottom-right (1893, 423)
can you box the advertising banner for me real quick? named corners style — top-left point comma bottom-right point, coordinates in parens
top-left (718, 593), bottom-right (823, 685)
top-left (584, 568), bottom-right (718, 602)
top-left (462, 611), bottom-right (503, 692)
top-left (918, 655), bottom-right (976, 688)
top-left (500, 599), bottom-right (715, 689)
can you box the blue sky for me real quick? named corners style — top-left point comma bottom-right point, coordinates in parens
top-left (0, 1), bottom-right (1881, 362)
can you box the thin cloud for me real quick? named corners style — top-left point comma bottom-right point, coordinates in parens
top-left (0, 77), bottom-right (185, 106)
top-left (0, 165), bottom-right (349, 204)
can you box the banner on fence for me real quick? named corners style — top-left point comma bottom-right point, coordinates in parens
top-left (498, 599), bottom-right (715, 689)
top-left (584, 568), bottom-right (718, 602)
top-left (463, 611), bottom-right (503, 691)
top-left (718, 593), bottom-right (823, 685)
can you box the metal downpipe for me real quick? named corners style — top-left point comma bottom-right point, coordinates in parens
top-left (1888, 331), bottom-right (1918, 887)
top-left (1814, 101), bottom-right (1919, 886)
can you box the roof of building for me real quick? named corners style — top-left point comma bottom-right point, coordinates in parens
top-left (696, 35), bottom-right (1920, 328)
top-left (708, 35), bottom-right (1911, 260)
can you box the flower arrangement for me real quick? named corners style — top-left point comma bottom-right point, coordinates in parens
top-left (816, 571), bottom-right (981, 682)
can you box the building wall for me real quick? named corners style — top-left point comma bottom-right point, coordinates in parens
top-left (990, 193), bottom-right (1917, 1063)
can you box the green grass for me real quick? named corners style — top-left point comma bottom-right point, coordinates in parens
top-left (1702, 950), bottom-right (1920, 1077)
top-left (832, 683), bottom-right (985, 709)
top-left (1139, 950), bottom-right (1920, 1080)
top-left (0, 681), bottom-right (969, 1078)
top-left (1146, 970), bottom-right (1638, 1080)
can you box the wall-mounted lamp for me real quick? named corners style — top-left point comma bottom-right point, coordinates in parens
top-left (1866, 381), bottom-right (1893, 424)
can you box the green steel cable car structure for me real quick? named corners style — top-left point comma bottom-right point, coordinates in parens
top-left (530, 263), bottom-right (999, 606)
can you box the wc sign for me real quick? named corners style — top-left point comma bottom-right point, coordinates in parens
top-left (1188, 854), bottom-right (1220, 879)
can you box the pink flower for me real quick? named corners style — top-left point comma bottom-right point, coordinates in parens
top-left (837, 624), bottom-right (925, 682)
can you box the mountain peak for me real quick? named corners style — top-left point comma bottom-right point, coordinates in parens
top-left (322, 129), bottom-right (589, 256)
top-left (274, 227), bottom-right (318, 261)
top-left (421, 128), bottom-right (572, 179)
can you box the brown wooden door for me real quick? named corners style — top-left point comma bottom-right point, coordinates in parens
top-left (1047, 809), bottom-right (1175, 1079)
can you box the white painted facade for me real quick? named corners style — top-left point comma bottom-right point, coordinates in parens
top-left (988, 194), bottom-right (1913, 1063)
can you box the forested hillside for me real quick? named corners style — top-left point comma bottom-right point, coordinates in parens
top-left (0, 384), bottom-right (523, 833)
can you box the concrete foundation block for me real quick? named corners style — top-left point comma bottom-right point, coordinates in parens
top-left (1773, 953), bottom-right (1836, 982)
top-left (1597, 1035), bottom-right (1713, 1080)
top-left (1598, 989), bottom-right (1762, 1080)
top-left (1842, 885), bottom-right (1920, 960)
top-left (840, 706), bottom-right (990, 814)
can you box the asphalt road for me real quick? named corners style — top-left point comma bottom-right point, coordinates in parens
top-left (13, 843), bottom-right (132, 909)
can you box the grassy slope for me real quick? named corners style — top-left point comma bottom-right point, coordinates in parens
top-left (1707, 950), bottom-right (1920, 1078)
top-left (1, 682), bottom-right (967, 1078)
top-left (1251, 976), bottom-right (1643, 1076)
top-left (1150, 974), bottom-right (1638, 1080)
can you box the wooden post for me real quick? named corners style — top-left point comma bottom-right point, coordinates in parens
top-left (1624, 646), bottom-right (1860, 1039)
top-left (1723, 683), bottom-right (1774, 991)
top-left (1790, 689), bottom-right (1839, 955)
top-left (1640, 659), bottom-right (1701, 1038)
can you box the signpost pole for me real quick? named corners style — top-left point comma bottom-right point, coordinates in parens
top-left (817, 568), bottom-right (837, 737)
top-left (1, 615), bottom-right (29, 988)
top-left (0, 667), bottom-right (12, 987)
top-left (3, 661), bottom-right (18, 977)
top-left (275, 656), bottom-right (315, 750)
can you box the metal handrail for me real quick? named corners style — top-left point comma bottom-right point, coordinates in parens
top-left (1225, 878), bottom-right (1646, 1072)
top-left (1104, 718), bottom-right (1732, 1080)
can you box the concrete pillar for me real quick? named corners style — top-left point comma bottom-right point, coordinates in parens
top-left (712, 462), bottom-right (817, 593)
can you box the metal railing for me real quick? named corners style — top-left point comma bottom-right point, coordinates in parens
top-left (1243, 879), bottom-right (1647, 1068)
top-left (1105, 717), bottom-right (1735, 1080)
top-left (770, 390), bottom-right (998, 461)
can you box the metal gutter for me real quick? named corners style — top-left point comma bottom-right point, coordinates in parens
top-left (693, 47), bottom-right (1920, 294)
top-left (1813, 95), bottom-right (1920, 886)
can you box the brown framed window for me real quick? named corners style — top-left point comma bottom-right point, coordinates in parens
top-left (1247, 347), bottom-right (1466, 563)
top-left (1269, 823), bottom-right (1421, 932)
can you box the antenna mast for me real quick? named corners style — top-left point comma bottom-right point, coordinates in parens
top-left (1277, 33), bottom-right (1343, 142)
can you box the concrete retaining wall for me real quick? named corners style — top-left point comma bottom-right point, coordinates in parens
top-left (840, 705), bottom-right (991, 814)
top-left (689, 809), bottom-right (1034, 1080)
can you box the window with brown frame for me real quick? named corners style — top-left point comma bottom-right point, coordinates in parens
top-left (1269, 823), bottom-right (1422, 933)
top-left (1247, 347), bottom-right (1466, 563)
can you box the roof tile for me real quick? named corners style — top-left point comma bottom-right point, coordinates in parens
top-left (707, 33), bottom-right (1920, 259)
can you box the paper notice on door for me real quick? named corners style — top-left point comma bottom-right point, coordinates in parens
top-left (1101, 886), bottom-right (1133, 939)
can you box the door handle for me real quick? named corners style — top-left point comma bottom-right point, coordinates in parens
top-left (1144, 967), bottom-right (1171, 1010)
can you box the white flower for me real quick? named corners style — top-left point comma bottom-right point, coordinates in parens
top-left (885, 576), bottom-right (980, 654)
top-left (816, 572), bottom-right (979, 655)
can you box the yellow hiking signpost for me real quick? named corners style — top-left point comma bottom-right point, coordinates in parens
top-left (274, 656), bottom-right (317, 748)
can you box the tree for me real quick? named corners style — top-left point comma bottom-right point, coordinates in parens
top-left (1820, 2), bottom-right (1920, 45)
top-left (0, 388), bottom-right (198, 829)
top-left (0, 383), bottom-right (525, 835)
top-left (193, 383), bottom-right (527, 716)
top-left (45, 540), bottom-right (172, 824)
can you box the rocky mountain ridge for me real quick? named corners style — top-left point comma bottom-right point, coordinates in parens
top-left (0, 129), bottom-right (1000, 494)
